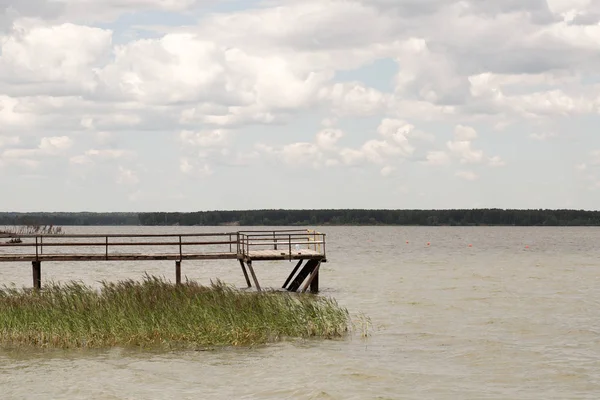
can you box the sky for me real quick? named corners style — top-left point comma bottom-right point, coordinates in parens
top-left (1, 0), bottom-right (600, 212)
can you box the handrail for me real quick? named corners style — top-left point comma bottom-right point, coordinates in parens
top-left (4, 232), bottom-right (236, 239)
top-left (237, 230), bottom-right (326, 259)
top-left (0, 240), bottom-right (237, 247)
top-left (0, 230), bottom-right (327, 260)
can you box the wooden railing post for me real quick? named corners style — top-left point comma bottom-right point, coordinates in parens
top-left (105, 236), bottom-right (109, 260)
top-left (178, 235), bottom-right (182, 261)
top-left (32, 261), bottom-right (41, 290)
top-left (175, 261), bottom-right (181, 285)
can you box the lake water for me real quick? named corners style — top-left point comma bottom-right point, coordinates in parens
top-left (1, 226), bottom-right (600, 399)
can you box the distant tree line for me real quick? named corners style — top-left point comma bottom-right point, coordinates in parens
top-left (0, 212), bottom-right (139, 226)
top-left (2, 209), bottom-right (600, 226)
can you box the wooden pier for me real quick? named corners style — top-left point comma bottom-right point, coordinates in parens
top-left (0, 229), bottom-right (326, 293)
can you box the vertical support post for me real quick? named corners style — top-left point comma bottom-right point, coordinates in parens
top-left (35, 236), bottom-right (38, 260)
top-left (175, 261), bottom-right (181, 285)
top-left (105, 236), bottom-right (109, 260)
top-left (274, 232), bottom-right (277, 250)
top-left (40, 236), bottom-right (43, 255)
top-left (288, 234), bottom-right (292, 261)
top-left (246, 260), bottom-right (261, 292)
top-left (229, 234), bottom-right (232, 253)
top-left (179, 235), bottom-right (182, 260)
top-left (32, 261), bottom-right (41, 290)
top-left (301, 262), bottom-right (321, 293)
top-left (239, 260), bottom-right (252, 287)
top-left (310, 265), bottom-right (320, 293)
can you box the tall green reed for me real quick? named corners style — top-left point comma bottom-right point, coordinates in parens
top-left (0, 276), bottom-right (350, 349)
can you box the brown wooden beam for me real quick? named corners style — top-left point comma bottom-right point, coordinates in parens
top-left (310, 264), bottom-right (320, 293)
top-left (175, 261), bottom-right (181, 285)
top-left (239, 260), bottom-right (252, 287)
top-left (282, 260), bottom-right (303, 289)
top-left (246, 260), bottom-right (261, 292)
top-left (287, 259), bottom-right (318, 292)
top-left (32, 261), bottom-right (41, 290)
top-left (301, 262), bottom-right (321, 293)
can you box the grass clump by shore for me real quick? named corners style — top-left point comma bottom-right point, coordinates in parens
top-left (0, 276), bottom-right (350, 349)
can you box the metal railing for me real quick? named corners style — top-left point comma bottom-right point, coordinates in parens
top-left (0, 230), bottom-right (326, 261)
top-left (238, 229), bottom-right (326, 260)
top-left (0, 232), bottom-right (237, 261)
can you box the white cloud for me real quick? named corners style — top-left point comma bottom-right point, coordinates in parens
top-left (257, 117), bottom-right (420, 170)
top-left (69, 155), bottom-right (92, 165)
top-left (447, 140), bottom-right (484, 164)
top-left (316, 128), bottom-right (343, 149)
top-left (361, 140), bottom-right (402, 164)
top-left (2, 0), bottom-right (600, 210)
top-left (0, 21), bottom-right (112, 94)
top-left (320, 82), bottom-right (390, 117)
top-left (447, 125), bottom-right (484, 164)
top-left (179, 158), bottom-right (193, 174)
top-left (0, 136), bottom-right (20, 147)
top-left (590, 150), bottom-right (600, 165)
top-left (339, 148), bottom-right (364, 166)
top-left (425, 151), bottom-right (451, 166)
top-left (488, 156), bottom-right (506, 167)
top-left (380, 165), bottom-right (394, 177)
top-left (0, 135), bottom-right (72, 169)
top-left (179, 129), bottom-right (230, 147)
top-left (280, 142), bottom-right (322, 167)
top-left (455, 170), bottom-right (479, 181)
top-left (69, 148), bottom-right (133, 166)
top-left (2, 136), bottom-right (71, 158)
top-left (530, 132), bottom-right (558, 141)
top-left (39, 136), bottom-right (72, 153)
top-left (321, 117), bottom-right (338, 127)
top-left (116, 166), bottom-right (139, 185)
top-left (454, 125), bottom-right (477, 141)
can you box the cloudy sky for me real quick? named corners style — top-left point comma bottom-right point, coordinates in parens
top-left (1, 0), bottom-right (600, 211)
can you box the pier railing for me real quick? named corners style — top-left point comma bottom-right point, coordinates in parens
top-left (0, 232), bottom-right (237, 261)
top-left (238, 230), bottom-right (326, 260)
top-left (0, 230), bottom-right (326, 261)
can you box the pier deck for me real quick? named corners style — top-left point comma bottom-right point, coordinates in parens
top-left (0, 229), bottom-right (326, 292)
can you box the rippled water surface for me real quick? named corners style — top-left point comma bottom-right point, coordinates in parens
top-left (2, 226), bottom-right (600, 399)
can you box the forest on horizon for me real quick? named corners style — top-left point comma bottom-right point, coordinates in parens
top-left (1, 209), bottom-right (600, 227)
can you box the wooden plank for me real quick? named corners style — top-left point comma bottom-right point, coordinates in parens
top-left (239, 260), bottom-right (252, 287)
